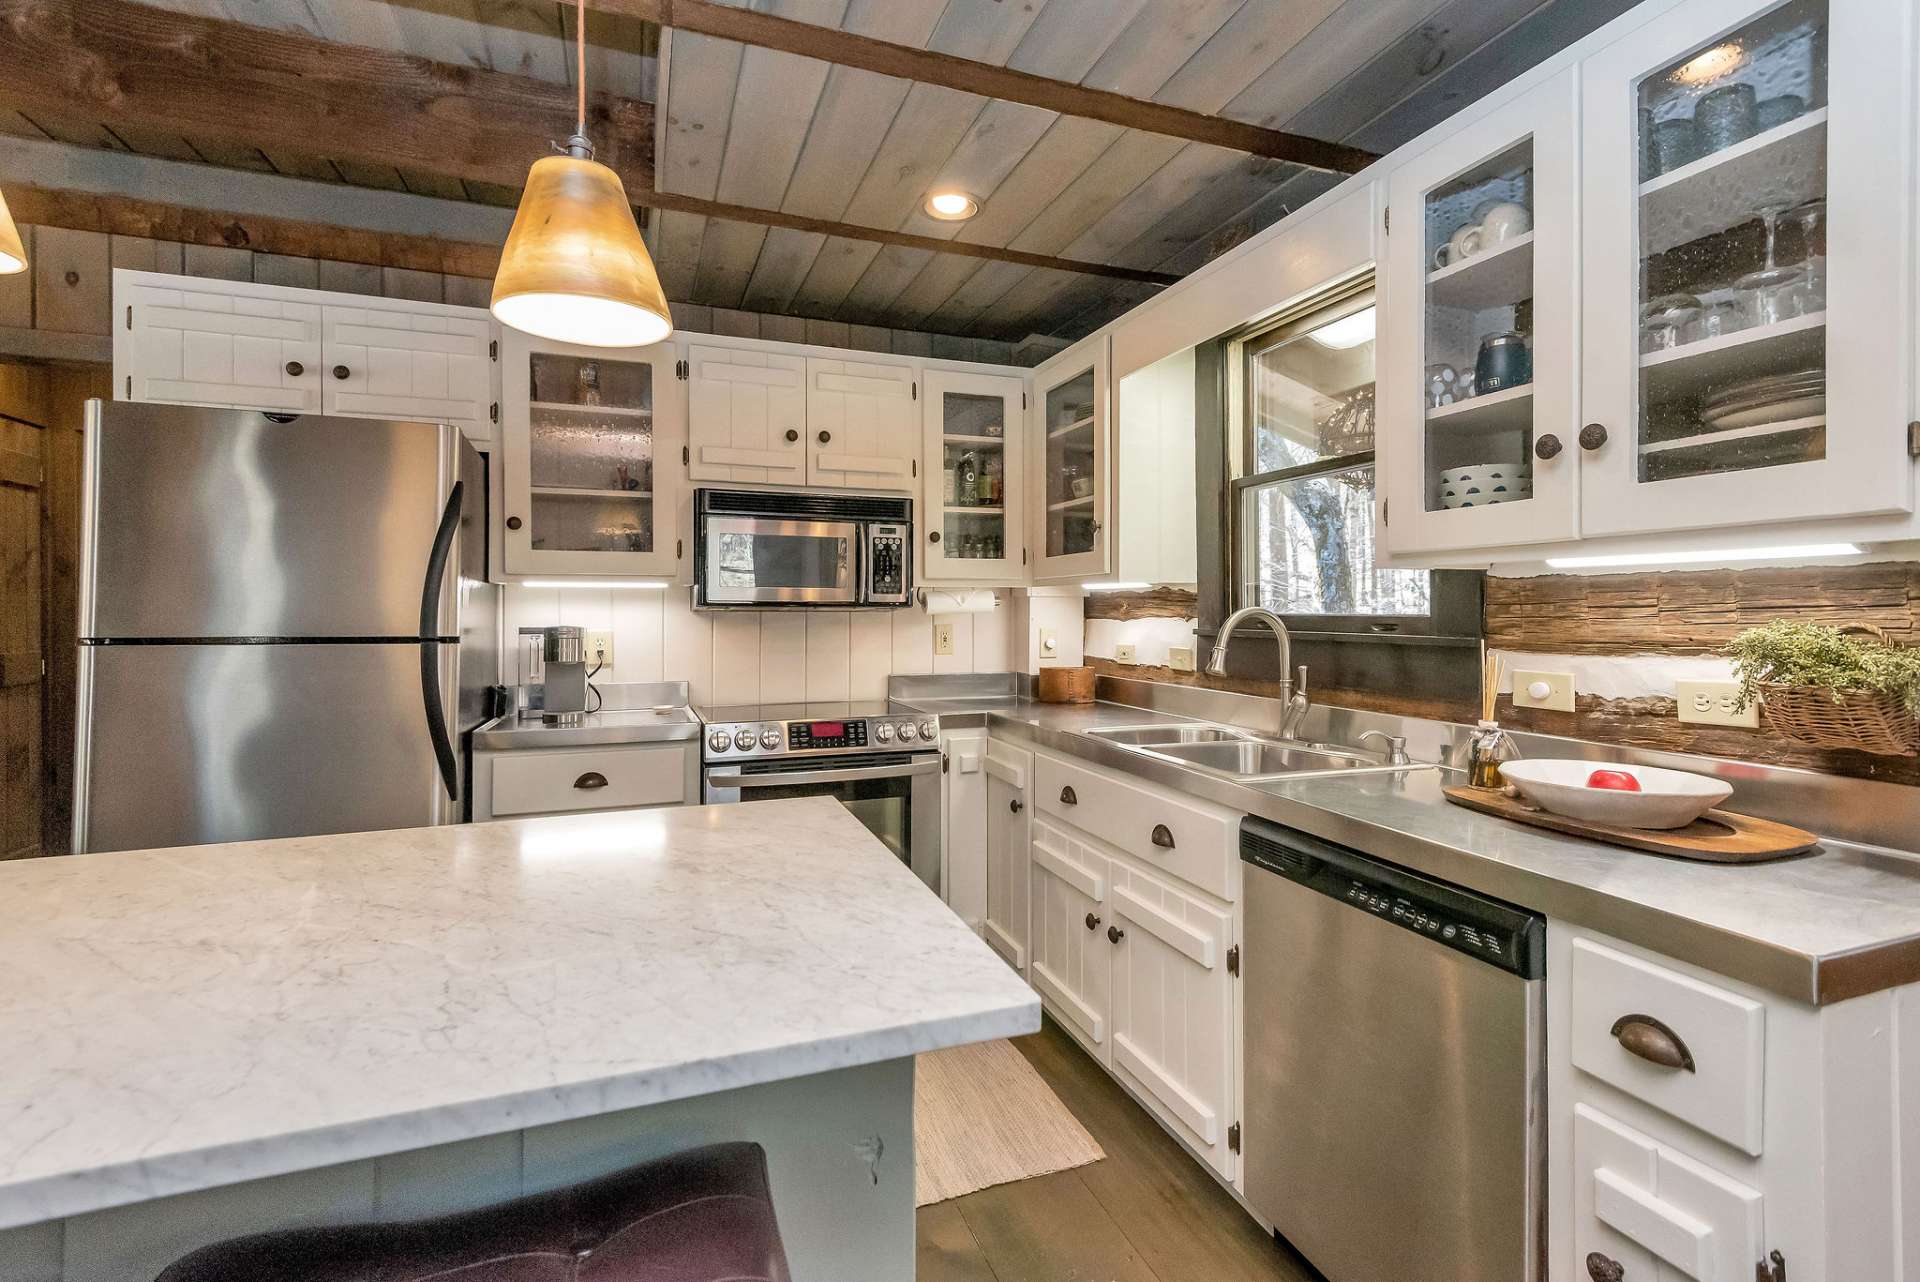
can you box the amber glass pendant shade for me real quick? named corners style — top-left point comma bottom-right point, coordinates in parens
top-left (491, 154), bottom-right (672, 348)
top-left (0, 191), bottom-right (26, 275)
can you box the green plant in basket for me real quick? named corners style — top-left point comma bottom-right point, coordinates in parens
top-left (1723, 621), bottom-right (1920, 715)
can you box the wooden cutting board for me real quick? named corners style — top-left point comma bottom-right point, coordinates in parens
top-left (1442, 785), bottom-right (1820, 863)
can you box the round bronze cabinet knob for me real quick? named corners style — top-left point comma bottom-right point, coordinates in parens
top-left (785, 428), bottom-right (799, 442)
top-left (817, 430), bottom-right (831, 444)
top-left (1107, 925), bottom-right (1125, 944)
top-left (1009, 798), bottom-right (1023, 813)
top-left (332, 365), bottom-right (351, 380)
top-left (506, 516), bottom-right (523, 530)
top-left (1580, 422), bottom-right (1610, 451)
top-left (284, 361), bottom-right (304, 377)
top-left (1534, 433), bottom-right (1564, 460)
top-left (929, 531), bottom-right (941, 544)
top-left (1084, 912), bottom-right (1101, 931)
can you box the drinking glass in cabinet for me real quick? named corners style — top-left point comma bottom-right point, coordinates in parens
top-left (525, 351), bottom-right (659, 554)
top-left (938, 387), bottom-right (1007, 564)
top-left (1420, 135), bottom-right (1537, 515)
top-left (1633, 0), bottom-right (1828, 485)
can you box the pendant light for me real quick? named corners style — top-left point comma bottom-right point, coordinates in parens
top-left (490, 0), bottom-right (671, 347)
top-left (0, 190), bottom-right (26, 275)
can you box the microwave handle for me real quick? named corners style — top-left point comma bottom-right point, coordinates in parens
top-left (706, 758), bottom-right (939, 788)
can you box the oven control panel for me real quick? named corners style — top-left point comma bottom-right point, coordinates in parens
top-left (702, 714), bottom-right (940, 760)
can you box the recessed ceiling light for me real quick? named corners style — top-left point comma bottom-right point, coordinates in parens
top-left (925, 190), bottom-right (979, 221)
top-left (1676, 42), bottom-right (1743, 85)
top-left (1306, 307), bottom-right (1376, 350)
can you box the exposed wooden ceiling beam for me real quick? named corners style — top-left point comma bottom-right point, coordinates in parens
top-left (0, 0), bottom-right (654, 193)
top-left (604, 0), bottom-right (1379, 174)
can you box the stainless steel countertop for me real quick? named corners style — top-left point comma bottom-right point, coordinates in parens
top-left (897, 693), bottom-right (1920, 1006)
top-left (474, 706), bottom-right (702, 750)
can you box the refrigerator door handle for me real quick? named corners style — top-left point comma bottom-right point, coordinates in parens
top-left (421, 642), bottom-right (458, 801)
top-left (420, 479), bottom-right (463, 639)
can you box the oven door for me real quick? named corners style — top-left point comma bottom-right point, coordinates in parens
top-left (704, 754), bottom-right (941, 891)
top-left (698, 515), bottom-right (861, 606)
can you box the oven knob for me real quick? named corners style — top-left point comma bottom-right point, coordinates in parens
top-left (918, 720), bottom-right (937, 739)
top-left (707, 729), bottom-right (731, 753)
top-left (897, 722), bottom-right (917, 742)
top-left (760, 728), bottom-right (781, 750)
top-left (733, 728), bottom-right (757, 751)
top-left (875, 722), bottom-right (896, 743)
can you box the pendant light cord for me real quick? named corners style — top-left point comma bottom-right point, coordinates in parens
top-left (575, 0), bottom-right (586, 139)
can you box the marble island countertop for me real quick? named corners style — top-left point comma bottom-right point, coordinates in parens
top-left (0, 798), bottom-right (1038, 1231)
top-left (901, 691), bottom-right (1920, 1006)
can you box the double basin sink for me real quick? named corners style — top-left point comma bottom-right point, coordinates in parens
top-left (1085, 723), bottom-right (1426, 782)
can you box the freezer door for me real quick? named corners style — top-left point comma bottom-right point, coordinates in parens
top-left (74, 642), bottom-right (453, 853)
top-left (80, 400), bottom-right (459, 639)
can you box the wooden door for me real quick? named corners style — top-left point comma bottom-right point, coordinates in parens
top-left (1028, 819), bottom-right (1111, 1062)
top-left (321, 304), bottom-right (494, 442)
top-left (983, 742), bottom-right (1032, 973)
top-left (1107, 859), bottom-right (1237, 1179)
top-left (685, 344), bottom-right (807, 484)
top-left (805, 356), bottom-right (916, 491)
top-left (115, 276), bottom-right (322, 412)
top-left (0, 364), bottom-right (47, 859)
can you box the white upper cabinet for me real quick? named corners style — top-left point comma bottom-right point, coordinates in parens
top-left (805, 356), bottom-right (917, 492)
top-left (1578, 0), bottom-right (1913, 537)
top-left (115, 274), bottom-right (323, 414)
top-left (1380, 68), bottom-right (1580, 555)
top-left (498, 329), bottom-right (683, 578)
top-left (1030, 334), bottom-right (1112, 582)
top-left (923, 367), bottom-right (1025, 583)
top-left (685, 344), bottom-right (808, 485)
top-left (320, 305), bottom-right (494, 441)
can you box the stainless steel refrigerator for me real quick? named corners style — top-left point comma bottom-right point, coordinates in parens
top-left (73, 400), bottom-right (499, 854)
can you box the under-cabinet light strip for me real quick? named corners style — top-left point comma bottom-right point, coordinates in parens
top-left (518, 579), bottom-right (673, 590)
top-left (1543, 543), bottom-right (1863, 570)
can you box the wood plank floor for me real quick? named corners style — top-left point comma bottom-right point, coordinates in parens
top-left (917, 1017), bottom-right (1323, 1282)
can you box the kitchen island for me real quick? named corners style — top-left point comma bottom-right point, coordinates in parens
top-left (0, 797), bottom-right (1038, 1282)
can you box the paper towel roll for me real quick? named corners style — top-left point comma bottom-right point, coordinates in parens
top-left (919, 589), bottom-right (999, 616)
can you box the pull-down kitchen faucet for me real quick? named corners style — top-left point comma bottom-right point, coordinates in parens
top-left (1206, 606), bottom-right (1311, 738)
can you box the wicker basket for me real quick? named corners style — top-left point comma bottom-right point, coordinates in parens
top-left (1758, 625), bottom-right (1920, 757)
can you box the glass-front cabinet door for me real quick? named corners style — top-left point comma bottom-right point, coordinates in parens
top-left (1030, 335), bottom-right (1111, 581)
top-left (1381, 69), bottom-right (1579, 555)
top-left (922, 368), bottom-right (1026, 582)
top-left (1578, 0), bottom-right (1913, 536)
top-left (501, 330), bottom-right (683, 576)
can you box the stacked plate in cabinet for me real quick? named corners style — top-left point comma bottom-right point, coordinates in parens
top-left (1699, 368), bottom-right (1824, 430)
top-left (1439, 461), bottom-right (1532, 508)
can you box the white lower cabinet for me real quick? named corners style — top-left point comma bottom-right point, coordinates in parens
top-left (982, 740), bottom-right (1032, 974)
top-left (1028, 819), bottom-right (1111, 1058)
top-left (1573, 1104), bottom-right (1763, 1282)
top-left (940, 728), bottom-right (989, 933)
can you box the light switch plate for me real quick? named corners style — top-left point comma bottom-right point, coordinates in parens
top-left (585, 630), bottom-right (615, 669)
top-left (1676, 679), bottom-right (1759, 728)
top-left (1114, 643), bottom-right (1138, 663)
top-left (1039, 628), bottom-right (1058, 659)
top-left (933, 622), bottom-right (956, 657)
top-left (1512, 669), bottom-right (1575, 713)
top-left (1168, 645), bottom-right (1195, 673)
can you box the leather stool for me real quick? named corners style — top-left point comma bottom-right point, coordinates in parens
top-left (156, 1141), bottom-right (791, 1282)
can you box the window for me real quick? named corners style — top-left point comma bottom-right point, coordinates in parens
top-left (1230, 282), bottom-right (1436, 631)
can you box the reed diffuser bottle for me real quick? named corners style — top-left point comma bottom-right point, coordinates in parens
top-left (1468, 652), bottom-right (1518, 789)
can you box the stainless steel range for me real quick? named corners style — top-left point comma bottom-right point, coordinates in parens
top-left (699, 701), bottom-right (942, 891)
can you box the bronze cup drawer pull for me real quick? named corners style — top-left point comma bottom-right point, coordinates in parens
top-left (1059, 785), bottom-right (1078, 805)
top-left (1150, 823), bottom-right (1175, 849)
top-left (1585, 1253), bottom-right (1625, 1282)
top-left (573, 771), bottom-right (610, 790)
top-left (1609, 1013), bottom-right (1695, 1072)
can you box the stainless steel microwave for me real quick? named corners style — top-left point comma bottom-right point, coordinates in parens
top-left (693, 489), bottom-right (911, 609)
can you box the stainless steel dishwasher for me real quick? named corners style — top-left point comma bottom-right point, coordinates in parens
top-left (1240, 817), bottom-right (1546, 1282)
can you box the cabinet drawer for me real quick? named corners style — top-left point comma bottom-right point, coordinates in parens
top-left (1573, 1104), bottom-right (1762, 1282)
top-left (489, 745), bottom-right (691, 817)
top-left (1035, 754), bottom-right (1237, 900)
top-left (1571, 938), bottom-right (1765, 1154)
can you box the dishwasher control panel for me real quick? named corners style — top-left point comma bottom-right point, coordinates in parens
top-left (1342, 880), bottom-right (1514, 966)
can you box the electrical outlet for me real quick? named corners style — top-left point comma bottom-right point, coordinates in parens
top-left (1039, 628), bottom-right (1058, 659)
top-left (1676, 679), bottom-right (1760, 728)
top-left (1168, 645), bottom-right (1195, 672)
top-left (1511, 669), bottom-right (1575, 713)
top-left (1114, 643), bottom-right (1138, 664)
top-left (585, 630), bottom-right (615, 669)
top-left (933, 621), bottom-right (956, 657)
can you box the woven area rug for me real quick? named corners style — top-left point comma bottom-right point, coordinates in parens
top-left (915, 1038), bottom-right (1105, 1206)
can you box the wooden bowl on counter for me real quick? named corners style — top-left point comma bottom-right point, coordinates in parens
top-left (1037, 665), bottom-right (1096, 704)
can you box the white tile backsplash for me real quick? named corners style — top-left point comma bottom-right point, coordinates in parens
top-left (501, 587), bottom-right (1015, 707)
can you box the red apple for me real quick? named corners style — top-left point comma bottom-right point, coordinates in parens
top-left (1587, 769), bottom-right (1641, 792)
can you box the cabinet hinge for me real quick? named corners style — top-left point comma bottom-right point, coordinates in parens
top-left (1022, 392), bottom-right (1028, 410)
top-left (1383, 205), bottom-right (1390, 235)
top-left (1226, 944), bottom-right (1240, 977)
top-left (489, 339), bottom-right (497, 361)
top-left (677, 359), bottom-right (689, 381)
top-left (1757, 1250), bottom-right (1786, 1282)
top-left (1382, 498), bottom-right (1389, 526)
top-left (912, 382), bottom-right (918, 401)
top-left (1908, 421), bottom-right (1920, 458)
top-left (1022, 548), bottom-right (1028, 566)
top-left (125, 374), bottom-right (131, 398)
top-left (676, 537), bottom-right (683, 559)
top-left (125, 304), bottom-right (133, 330)
top-left (682, 445), bottom-right (690, 467)
top-left (912, 459), bottom-right (918, 477)
top-left (489, 402), bottom-right (499, 423)
top-left (1227, 1122), bottom-right (1241, 1153)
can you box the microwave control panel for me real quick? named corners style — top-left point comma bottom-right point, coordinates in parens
top-left (866, 525), bottom-right (909, 604)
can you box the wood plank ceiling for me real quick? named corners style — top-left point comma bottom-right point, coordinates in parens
top-left (1, 0), bottom-right (1641, 343)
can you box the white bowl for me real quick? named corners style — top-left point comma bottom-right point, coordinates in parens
top-left (1497, 759), bottom-right (1732, 830)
